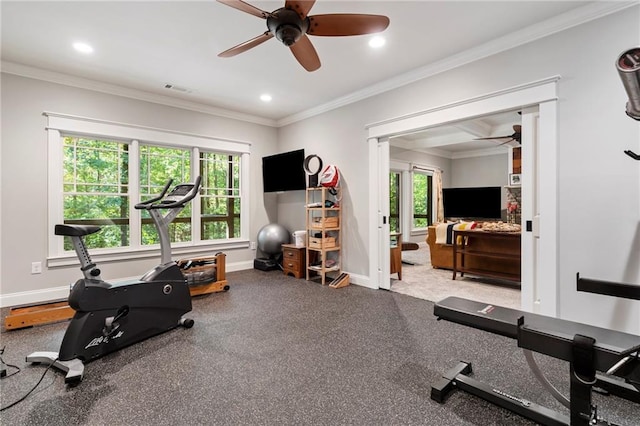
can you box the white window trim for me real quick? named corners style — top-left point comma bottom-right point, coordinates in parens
top-left (45, 112), bottom-right (251, 267)
top-left (410, 168), bottom-right (434, 235)
top-left (390, 160), bottom-right (435, 237)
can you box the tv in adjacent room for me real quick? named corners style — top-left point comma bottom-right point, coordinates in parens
top-left (262, 149), bottom-right (306, 193)
top-left (442, 186), bottom-right (502, 219)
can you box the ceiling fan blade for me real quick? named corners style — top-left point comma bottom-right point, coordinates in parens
top-left (218, 32), bottom-right (273, 58)
top-left (307, 14), bottom-right (390, 36)
top-left (513, 124), bottom-right (522, 133)
top-left (217, 0), bottom-right (269, 19)
top-left (285, 0), bottom-right (316, 19)
top-left (290, 34), bottom-right (320, 72)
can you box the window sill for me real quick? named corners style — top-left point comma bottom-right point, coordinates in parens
top-left (48, 240), bottom-right (249, 268)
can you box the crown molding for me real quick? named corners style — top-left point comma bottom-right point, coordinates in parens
top-left (277, 1), bottom-right (638, 127)
top-left (1, 61), bottom-right (278, 128)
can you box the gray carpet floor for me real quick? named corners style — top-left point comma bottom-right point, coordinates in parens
top-left (1, 269), bottom-right (638, 425)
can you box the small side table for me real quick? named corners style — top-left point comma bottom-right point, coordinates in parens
top-left (282, 244), bottom-right (306, 279)
top-left (390, 232), bottom-right (402, 280)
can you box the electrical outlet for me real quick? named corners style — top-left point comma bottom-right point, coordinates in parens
top-left (250, 241), bottom-right (257, 250)
top-left (31, 261), bottom-right (42, 274)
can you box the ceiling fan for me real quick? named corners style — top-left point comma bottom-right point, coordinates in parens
top-left (216, 0), bottom-right (390, 72)
top-left (474, 125), bottom-right (522, 146)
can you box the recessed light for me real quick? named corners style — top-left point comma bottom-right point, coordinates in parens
top-left (369, 36), bottom-right (386, 48)
top-left (73, 42), bottom-right (94, 54)
top-left (260, 94), bottom-right (272, 102)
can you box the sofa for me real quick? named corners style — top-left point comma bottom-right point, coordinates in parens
top-left (426, 225), bottom-right (458, 270)
top-left (426, 224), bottom-right (521, 282)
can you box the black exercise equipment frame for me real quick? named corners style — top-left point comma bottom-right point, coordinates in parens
top-left (431, 297), bottom-right (639, 426)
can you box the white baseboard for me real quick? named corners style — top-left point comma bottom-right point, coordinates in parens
top-left (0, 260), bottom-right (256, 309)
top-left (343, 272), bottom-right (372, 289)
top-left (0, 285), bottom-right (72, 308)
top-left (228, 260), bottom-right (253, 272)
top-left (0, 262), bottom-right (371, 308)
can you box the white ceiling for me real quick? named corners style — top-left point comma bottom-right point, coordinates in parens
top-left (2, 0), bottom-right (606, 128)
top-left (390, 109), bottom-right (523, 157)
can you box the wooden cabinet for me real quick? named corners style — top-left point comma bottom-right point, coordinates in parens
top-left (282, 244), bottom-right (305, 279)
top-left (306, 187), bottom-right (346, 287)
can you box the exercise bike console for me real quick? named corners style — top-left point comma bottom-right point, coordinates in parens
top-left (27, 177), bottom-right (202, 384)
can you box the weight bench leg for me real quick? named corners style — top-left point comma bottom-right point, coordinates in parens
top-left (431, 361), bottom-right (472, 403)
top-left (432, 361), bottom-right (570, 426)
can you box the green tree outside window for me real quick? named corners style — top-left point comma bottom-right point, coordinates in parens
top-left (139, 145), bottom-right (191, 245)
top-left (63, 136), bottom-right (129, 250)
top-left (413, 173), bottom-right (433, 228)
top-left (200, 152), bottom-right (241, 240)
top-left (389, 172), bottom-right (400, 233)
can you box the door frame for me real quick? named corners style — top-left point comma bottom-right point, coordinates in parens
top-left (367, 76), bottom-right (559, 315)
top-left (370, 137), bottom-right (391, 289)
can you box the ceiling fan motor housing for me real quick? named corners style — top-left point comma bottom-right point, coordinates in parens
top-left (267, 7), bottom-right (310, 46)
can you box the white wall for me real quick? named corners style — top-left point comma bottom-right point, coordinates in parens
top-left (0, 73), bottom-right (278, 304)
top-left (451, 154), bottom-right (508, 189)
top-left (277, 7), bottom-right (640, 333)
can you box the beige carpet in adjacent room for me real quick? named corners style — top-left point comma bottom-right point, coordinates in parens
top-left (392, 242), bottom-right (521, 309)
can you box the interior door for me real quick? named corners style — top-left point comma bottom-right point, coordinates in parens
top-left (520, 107), bottom-right (540, 312)
top-left (378, 139), bottom-right (391, 290)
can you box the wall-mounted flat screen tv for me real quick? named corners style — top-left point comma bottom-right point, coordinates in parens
top-left (442, 186), bottom-right (502, 219)
top-left (262, 149), bottom-right (306, 193)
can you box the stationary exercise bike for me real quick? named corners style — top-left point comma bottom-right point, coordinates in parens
top-left (27, 177), bottom-right (202, 384)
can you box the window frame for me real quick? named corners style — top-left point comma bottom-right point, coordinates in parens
top-left (389, 170), bottom-right (401, 234)
top-left (46, 112), bottom-right (251, 267)
top-left (411, 170), bottom-right (433, 233)
top-left (390, 160), bottom-right (436, 237)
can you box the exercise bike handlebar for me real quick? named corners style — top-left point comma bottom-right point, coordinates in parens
top-left (135, 179), bottom-right (174, 208)
top-left (134, 176), bottom-right (202, 210)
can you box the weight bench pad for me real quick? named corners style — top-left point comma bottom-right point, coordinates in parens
top-left (435, 296), bottom-right (639, 370)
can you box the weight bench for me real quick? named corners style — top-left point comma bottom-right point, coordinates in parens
top-left (432, 296), bottom-right (640, 426)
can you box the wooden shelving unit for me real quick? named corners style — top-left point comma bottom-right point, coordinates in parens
top-left (305, 187), bottom-right (347, 287)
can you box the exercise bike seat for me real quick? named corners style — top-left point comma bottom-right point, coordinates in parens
top-left (55, 224), bottom-right (101, 237)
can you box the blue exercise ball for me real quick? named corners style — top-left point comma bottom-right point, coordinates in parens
top-left (257, 224), bottom-right (290, 256)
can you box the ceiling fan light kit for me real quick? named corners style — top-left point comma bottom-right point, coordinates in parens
top-left (267, 8), bottom-right (309, 46)
top-left (217, 0), bottom-right (390, 72)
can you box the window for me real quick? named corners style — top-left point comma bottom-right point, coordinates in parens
top-left (389, 171), bottom-right (401, 233)
top-left (412, 172), bottom-right (433, 230)
top-left (139, 145), bottom-right (192, 245)
top-left (63, 136), bottom-right (130, 250)
top-left (47, 113), bottom-right (250, 262)
top-left (200, 152), bottom-right (241, 240)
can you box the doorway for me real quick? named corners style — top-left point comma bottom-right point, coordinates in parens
top-left (367, 77), bottom-right (560, 315)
